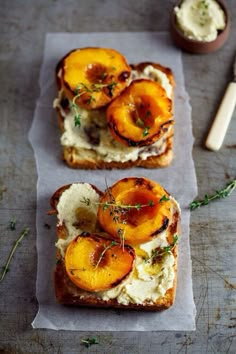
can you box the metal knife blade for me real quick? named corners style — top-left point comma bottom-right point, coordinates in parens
top-left (205, 55), bottom-right (236, 151)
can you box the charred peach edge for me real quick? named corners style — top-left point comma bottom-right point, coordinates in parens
top-left (107, 79), bottom-right (173, 147)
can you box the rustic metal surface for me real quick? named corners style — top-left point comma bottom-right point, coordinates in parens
top-left (0, 0), bottom-right (235, 353)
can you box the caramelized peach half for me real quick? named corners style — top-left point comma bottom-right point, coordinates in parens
top-left (61, 47), bottom-right (131, 110)
top-left (97, 177), bottom-right (172, 245)
top-left (65, 234), bottom-right (135, 292)
top-left (107, 79), bottom-right (173, 146)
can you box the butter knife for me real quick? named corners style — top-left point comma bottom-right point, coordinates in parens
top-left (205, 56), bottom-right (236, 151)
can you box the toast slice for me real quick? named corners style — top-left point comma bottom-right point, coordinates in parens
top-left (53, 49), bottom-right (175, 169)
top-left (50, 177), bottom-right (181, 310)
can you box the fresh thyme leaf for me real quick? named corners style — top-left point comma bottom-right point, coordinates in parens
top-left (80, 83), bottom-right (93, 93)
top-left (148, 200), bottom-right (154, 207)
top-left (190, 179), bottom-right (236, 210)
top-left (107, 82), bottom-right (117, 97)
top-left (145, 234), bottom-right (178, 263)
top-left (173, 234), bottom-right (178, 244)
top-left (74, 114), bottom-right (81, 127)
top-left (163, 245), bottom-right (172, 255)
top-left (87, 95), bottom-right (96, 105)
top-left (81, 197), bottom-right (91, 206)
top-left (0, 227), bottom-right (29, 283)
top-left (74, 85), bottom-right (81, 95)
top-left (103, 201), bottom-right (110, 211)
top-left (9, 218), bottom-right (17, 230)
top-left (113, 215), bottom-right (120, 223)
top-left (143, 126), bottom-right (150, 137)
top-left (159, 195), bottom-right (170, 203)
top-left (81, 337), bottom-right (99, 348)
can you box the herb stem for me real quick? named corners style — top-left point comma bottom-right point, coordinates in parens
top-left (94, 241), bottom-right (117, 269)
top-left (81, 197), bottom-right (160, 211)
top-left (190, 179), bottom-right (236, 211)
top-left (0, 227), bottom-right (29, 283)
top-left (81, 337), bottom-right (99, 347)
top-left (145, 234), bottom-right (178, 263)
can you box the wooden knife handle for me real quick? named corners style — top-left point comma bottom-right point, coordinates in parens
top-left (205, 82), bottom-right (236, 151)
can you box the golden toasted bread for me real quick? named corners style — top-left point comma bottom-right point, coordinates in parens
top-left (50, 177), bottom-right (181, 310)
top-left (53, 48), bottom-right (175, 169)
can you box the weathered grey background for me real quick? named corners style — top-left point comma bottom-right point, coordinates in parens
top-left (0, 1), bottom-right (235, 353)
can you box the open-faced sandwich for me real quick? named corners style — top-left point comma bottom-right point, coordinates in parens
top-left (53, 47), bottom-right (175, 169)
top-left (50, 177), bottom-right (181, 310)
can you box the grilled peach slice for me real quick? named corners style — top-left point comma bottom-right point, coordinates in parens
top-left (65, 234), bottom-right (135, 292)
top-left (107, 79), bottom-right (173, 146)
top-left (97, 177), bottom-right (172, 245)
top-left (61, 47), bottom-right (131, 110)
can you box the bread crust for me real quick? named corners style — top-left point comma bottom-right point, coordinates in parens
top-left (54, 59), bottom-right (175, 169)
top-left (54, 254), bottom-right (177, 310)
top-left (52, 182), bottom-right (180, 311)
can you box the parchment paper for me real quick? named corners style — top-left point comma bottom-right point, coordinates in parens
top-left (29, 32), bottom-right (197, 331)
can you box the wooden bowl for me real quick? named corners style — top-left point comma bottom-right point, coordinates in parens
top-left (170, 0), bottom-right (230, 54)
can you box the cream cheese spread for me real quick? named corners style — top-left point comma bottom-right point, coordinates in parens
top-left (53, 65), bottom-right (173, 163)
top-left (174, 0), bottom-right (226, 42)
top-left (56, 183), bottom-right (100, 256)
top-left (56, 183), bottom-right (180, 305)
top-left (98, 234), bottom-right (175, 304)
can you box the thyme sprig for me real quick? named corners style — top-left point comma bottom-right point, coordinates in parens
top-left (81, 194), bottom-right (170, 214)
top-left (0, 227), bottom-right (29, 283)
top-left (71, 83), bottom-right (93, 127)
top-left (81, 337), bottom-right (99, 348)
top-left (81, 193), bottom-right (168, 233)
top-left (143, 126), bottom-right (150, 137)
top-left (81, 196), bottom-right (155, 212)
top-left (190, 179), bottom-right (236, 211)
top-left (94, 241), bottom-right (117, 269)
top-left (145, 234), bottom-right (178, 264)
top-left (81, 189), bottom-right (170, 249)
top-left (71, 81), bottom-right (117, 127)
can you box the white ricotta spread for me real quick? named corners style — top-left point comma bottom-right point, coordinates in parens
top-left (53, 65), bottom-right (173, 163)
top-left (56, 183), bottom-right (100, 256)
top-left (56, 183), bottom-right (180, 305)
top-left (174, 0), bottom-right (226, 42)
top-left (98, 233), bottom-right (175, 304)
